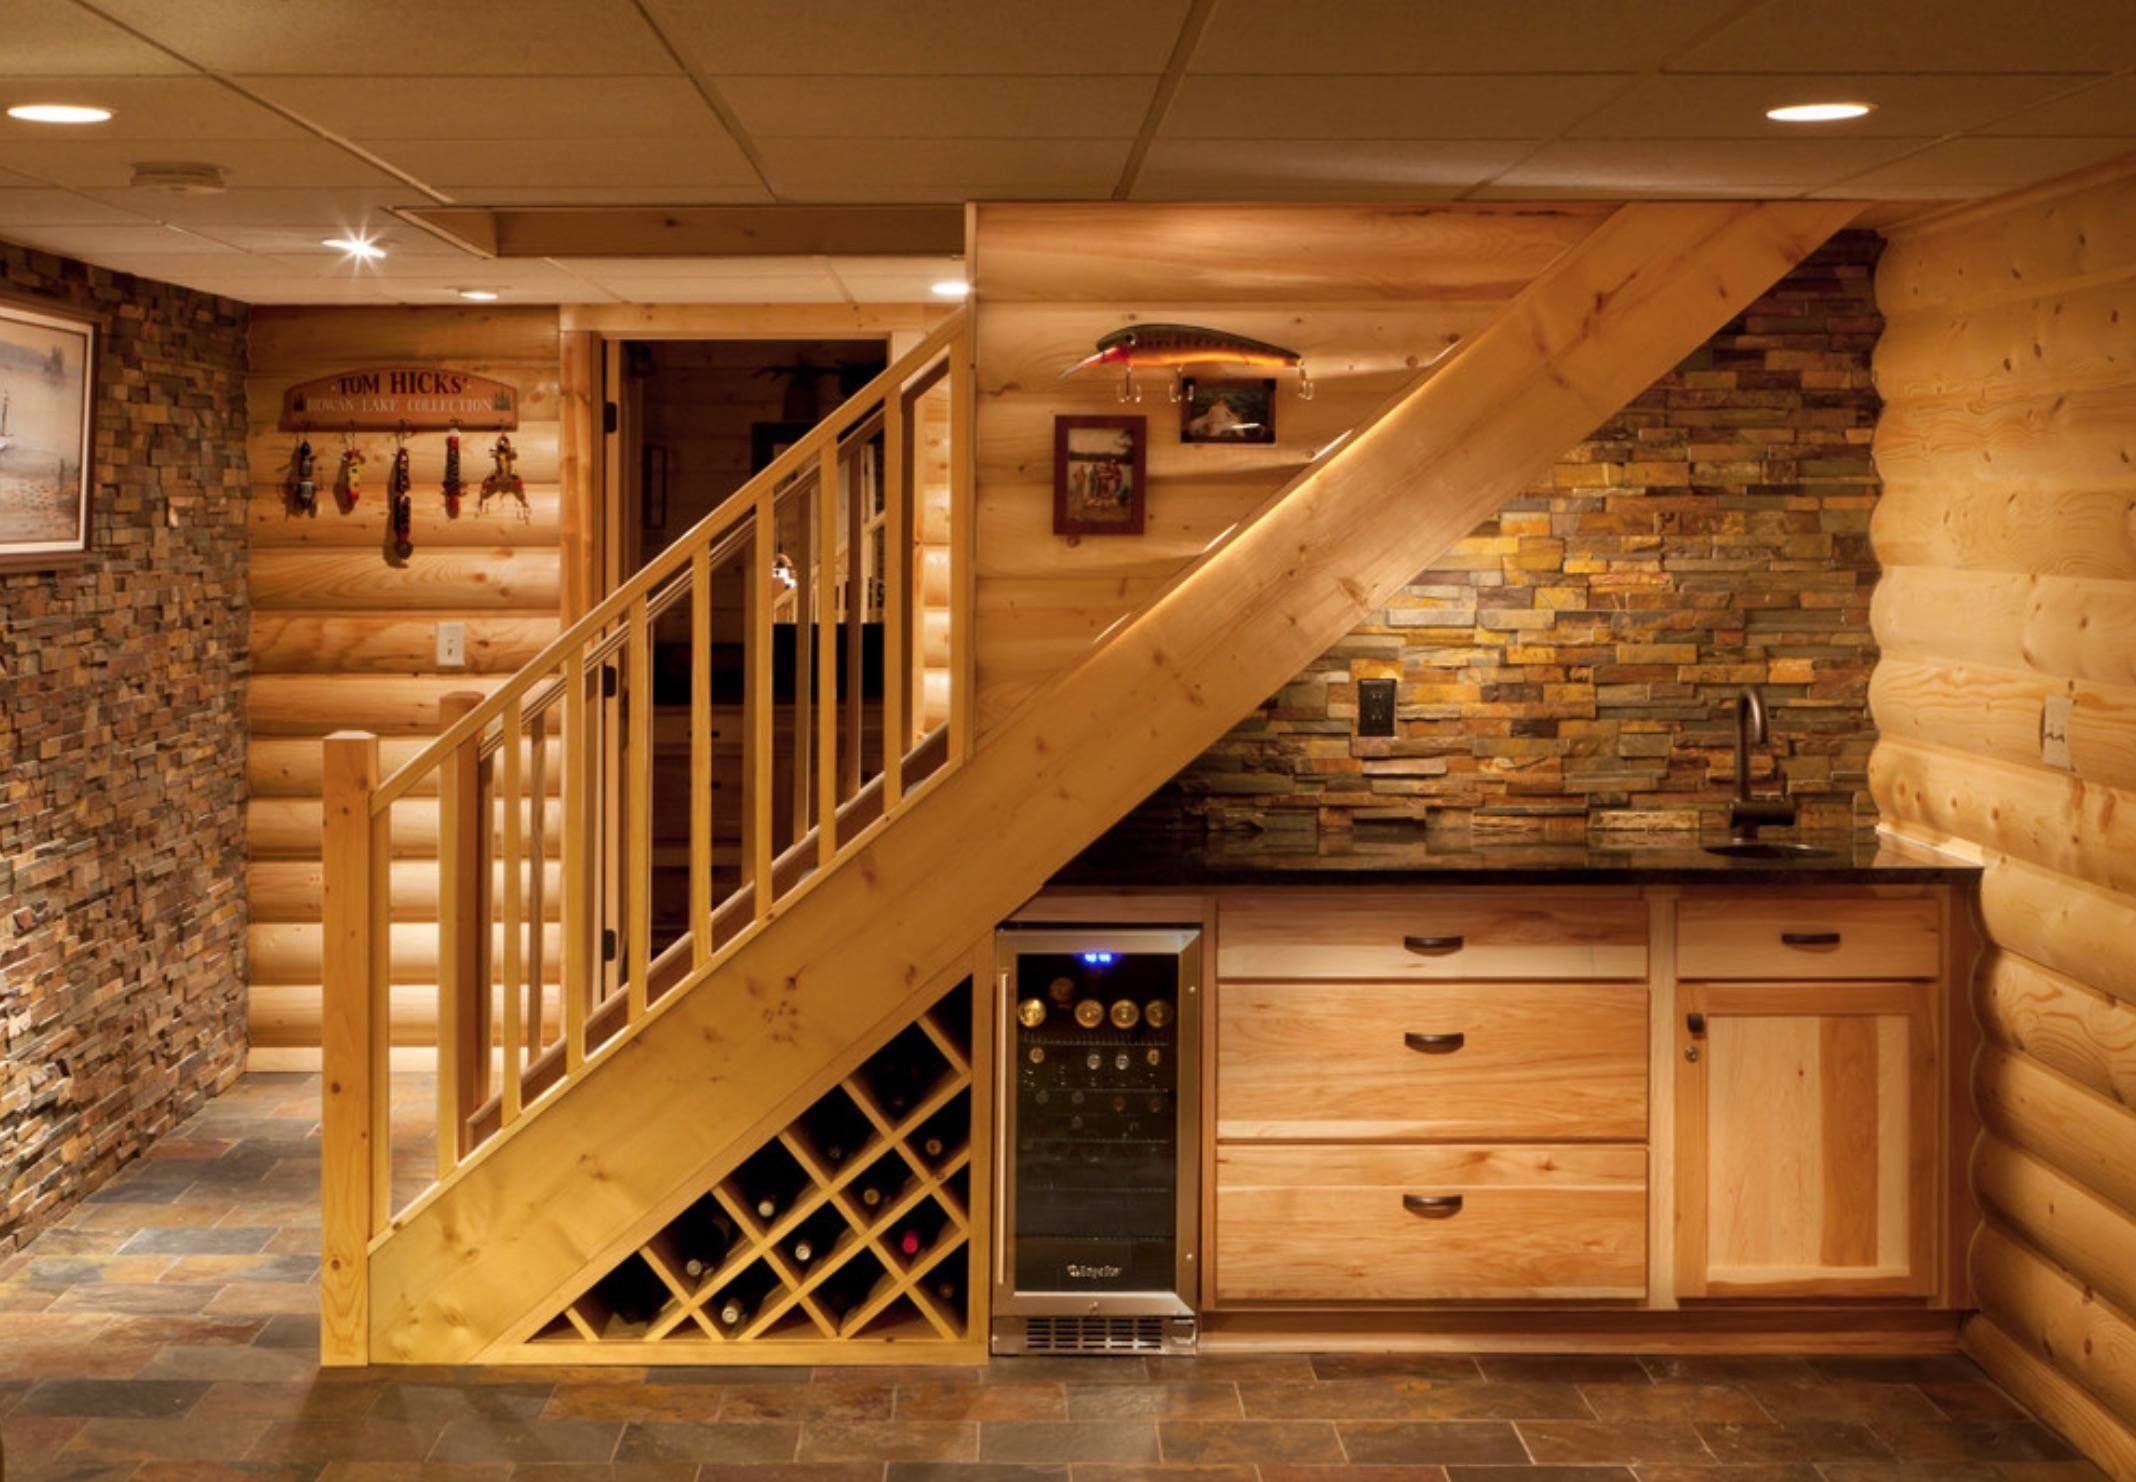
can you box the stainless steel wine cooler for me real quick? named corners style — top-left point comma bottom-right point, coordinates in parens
top-left (991, 926), bottom-right (1201, 1355)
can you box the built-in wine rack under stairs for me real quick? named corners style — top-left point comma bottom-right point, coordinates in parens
top-left (516, 976), bottom-right (986, 1363)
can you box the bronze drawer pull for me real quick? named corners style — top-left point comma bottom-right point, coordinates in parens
top-left (1780, 931), bottom-right (1842, 948)
top-left (1404, 1031), bottom-right (1466, 1054)
top-left (1403, 1194), bottom-right (1465, 1218)
top-left (1403, 934), bottom-right (1465, 955)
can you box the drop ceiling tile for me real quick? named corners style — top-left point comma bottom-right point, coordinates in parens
top-left (189, 223), bottom-right (468, 257)
top-left (586, 275), bottom-right (852, 303)
top-left (73, 186), bottom-right (424, 228)
top-left (758, 137), bottom-right (1129, 201)
top-left (434, 185), bottom-right (775, 205)
top-left (716, 75), bottom-right (1157, 139)
top-left (0, 77), bottom-right (307, 140)
top-left (1192, 0), bottom-right (1731, 74)
top-left (365, 136), bottom-right (759, 191)
top-left (0, 187), bottom-right (156, 227)
top-left (1494, 136), bottom-right (1926, 191)
top-left (0, 224), bottom-right (240, 258)
top-left (557, 255), bottom-right (840, 279)
top-left (1830, 135), bottom-right (2136, 191)
top-left (0, 2), bottom-right (193, 74)
top-left (645, 0), bottom-right (1189, 74)
top-left (1132, 137), bottom-right (1530, 199)
top-left (0, 136), bottom-right (399, 190)
top-left (1470, 181), bottom-right (1815, 199)
top-left (831, 271), bottom-right (965, 303)
top-left (91, 0), bottom-right (679, 75)
top-left (245, 75), bottom-right (727, 141)
top-left (1165, 73), bottom-right (1629, 139)
top-left (1672, 0), bottom-right (2136, 73)
top-left (1568, 72), bottom-right (2097, 138)
top-left (1982, 74), bottom-right (2136, 136)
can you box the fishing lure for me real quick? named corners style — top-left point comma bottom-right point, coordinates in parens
top-left (290, 439), bottom-right (316, 512)
top-left (482, 433), bottom-right (527, 518)
top-left (442, 427), bottom-right (464, 516)
top-left (338, 445), bottom-right (366, 504)
top-left (389, 443), bottom-right (413, 559)
top-left (1061, 323), bottom-right (1313, 403)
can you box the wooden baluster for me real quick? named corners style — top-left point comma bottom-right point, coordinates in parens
top-left (626, 598), bottom-right (652, 1020)
top-left (561, 656), bottom-right (591, 1072)
top-left (844, 440), bottom-right (865, 798)
top-left (498, 696), bottom-right (524, 1126)
top-left (790, 474), bottom-right (813, 845)
top-left (435, 691), bottom-right (484, 1173)
top-left (747, 489), bottom-right (775, 916)
top-left (948, 330), bottom-right (975, 758)
top-left (690, 547), bottom-right (713, 971)
top-left (817, 443), bottom-right (839, 864)
top-left (526, 702), bottom-right (548, 1057)
top-left (882, 388), bottom-right (909, 810)
top-left (320, 730), bottom-right (382, 1367)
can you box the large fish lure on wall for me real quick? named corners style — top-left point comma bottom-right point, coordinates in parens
top-left (1061, 323), bottom-right (1313, 403)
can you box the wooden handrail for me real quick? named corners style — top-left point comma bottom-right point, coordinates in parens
top-left (373, 311), bottom-right (966, 814)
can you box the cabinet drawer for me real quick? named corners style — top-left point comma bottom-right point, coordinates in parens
top-left (1678, 894), bottom-right (1940, 980)
top-left (1218, 981), bottom-right (1647, 1141)
top-left (1219, 891), bottom-right (1647, 980)
top-left (1215, 1144), bottom-right (1646, 1303)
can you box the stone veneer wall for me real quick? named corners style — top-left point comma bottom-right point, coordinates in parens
top-left (0, 242), bottom-right (250, 1252)
top-left (1126, 231), bottom-right (1883, 851)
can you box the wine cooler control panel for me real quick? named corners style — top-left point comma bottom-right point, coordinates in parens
top-left (992, 926), bottom-right (1200, 1355)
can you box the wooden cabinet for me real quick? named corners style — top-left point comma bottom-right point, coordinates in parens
top-left (1673, 977), bottom-right (1940, 1300)
top-left (1219, 889), bottom-right (1648, 981)
top-left (1677, 894), bottom-right (1940, 980)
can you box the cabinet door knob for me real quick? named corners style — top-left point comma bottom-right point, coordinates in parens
top-left (1780, 931), bottom-right (1842, 948)
top-left (1686, 1012), bottom-right (1706, 1036)
top-left (1404, 1031), bottom-right (1466, 1054)
top-left (1403, 1194), bottom-right (1465, 1219)
top-left (1403, 934), bottom-right (1465, 955)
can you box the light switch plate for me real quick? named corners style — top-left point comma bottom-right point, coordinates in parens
top-left (2041, 695), bottom-right (2073, 770)
top-left (436, 621), bottom-right (467, 669)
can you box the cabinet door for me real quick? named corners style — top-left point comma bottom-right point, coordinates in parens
top-left (1675, 981), bottom-right (1937, 1299)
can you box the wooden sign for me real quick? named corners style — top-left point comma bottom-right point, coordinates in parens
top-left (280, 367), bottom-right (519, 432)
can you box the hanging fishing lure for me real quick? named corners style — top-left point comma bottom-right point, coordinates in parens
top-left (388, 439), bottom-right (413, 559)
top-left (1060, 322), bottom-right (1313, 403)
top-left (290, 438), bottom-right (316, 512)
top-left (482, 433), bottom-right (526, 517)
top-left (338, 444), bottom-right (366, 505)
top-left (442, 426), bottom-right (464, 516)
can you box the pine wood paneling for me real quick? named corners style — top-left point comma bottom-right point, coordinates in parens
top-left (1872, 157), bottom-right (2136, 1478)
top-left (246, 306), bottom-right (563, 1062)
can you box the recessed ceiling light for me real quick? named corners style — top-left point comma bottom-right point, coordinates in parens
top-left (1766, 101), bottom-right (1875, 123)
top-left (455, 288), bottom-right (500, 302)
top-left (7, 102), bottom-right (113, 124)
top-left (323, 235), bottom-right (386, 260)
top-left (931, 278), bottom-right (970, 299)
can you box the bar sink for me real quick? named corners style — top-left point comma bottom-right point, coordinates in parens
top-left (1702, 841), bottom-right (1839, 861)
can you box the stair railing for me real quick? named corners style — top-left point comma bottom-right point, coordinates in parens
top-left (319, 312), bottom-right (972, 1353)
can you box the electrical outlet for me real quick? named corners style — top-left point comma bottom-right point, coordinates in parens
top-left (2041, 695), bottom-right (2073, 770)
top-left (1358, 678), bottom-right (1397, 738)
top-left (436, 621), bottom-right (467, 669)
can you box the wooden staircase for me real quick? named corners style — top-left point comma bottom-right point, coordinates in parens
top-left (319, 200), bottom-right (1861, 1366)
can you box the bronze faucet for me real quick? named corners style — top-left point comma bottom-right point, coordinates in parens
top-left (1728, 686), bottom-right (1797, 841)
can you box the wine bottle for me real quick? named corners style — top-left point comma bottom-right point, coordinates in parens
top-left (673, 1197), bottom-right (736, 1281)
top-left (714, 1266), bottom-right (776, 1332)
top-left (921, 1134), bottom-right (946, 1161)
top-left (790, 1236), bottom-right (816, 1266)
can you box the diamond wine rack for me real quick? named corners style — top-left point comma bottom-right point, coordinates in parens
top-left (520, 975), bottom-right (984, 1361)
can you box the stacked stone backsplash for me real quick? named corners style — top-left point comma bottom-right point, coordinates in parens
top-left (1124, 231), bottom-right (1883, 852)
top-left (0, 242), bottom-right (250, 1252)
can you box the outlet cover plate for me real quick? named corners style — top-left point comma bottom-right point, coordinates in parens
top-left (436, 621), bottom-right (467, 669)
top-left (1358, 677), bottom-right (1397, 738)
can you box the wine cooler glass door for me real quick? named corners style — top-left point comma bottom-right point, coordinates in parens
top-left (994, 928), bottom-right (1200, 1320)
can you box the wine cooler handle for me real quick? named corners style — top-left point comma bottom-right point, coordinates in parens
top-left (1404, 1031), bottom-right (1466, 1054)
top-left (1403, 1194), bottom-right (1465, 1219)
top-left (1403, 934), bottom-right (1465, 956)
top-left (1780, 930), bottom-right (1842, 948)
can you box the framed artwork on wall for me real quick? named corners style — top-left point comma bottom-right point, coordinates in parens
top-left (1180, 376), bottom-right (1275, 444)
top-left (0, 293), bottom-right (97, 571)
top-left (1053, 414), bottom-right (1146, 537)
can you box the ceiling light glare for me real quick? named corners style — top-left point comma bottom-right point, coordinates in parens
top-left (323, 235), bottom-right (386, 260)
top-left (1765, 101), bottom-right (1874, 123)
top-left (931, 278), bottom-right (971, 298)
top-left (7, 103), bottom-right (113, 124)
top-left (456, 288), bottom-right (500, 301)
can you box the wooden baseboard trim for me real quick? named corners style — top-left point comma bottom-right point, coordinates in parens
top-left (1964, 1313), bottom-right (2136, 1481)
top-left (1200, 1306), bottom-right (1967, 1354)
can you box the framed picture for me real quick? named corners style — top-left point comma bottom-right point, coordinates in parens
top-left (0, 293), bottom-right (97, 570)
top-left (1180, 376), bottom-right (1275, 445)
top-left (1053, 414), bottom-right (1146, 537)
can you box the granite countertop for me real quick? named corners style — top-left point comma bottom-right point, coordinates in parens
top-left (1051, 831), bottom-right (1981, 888)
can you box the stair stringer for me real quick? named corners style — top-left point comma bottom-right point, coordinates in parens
top-left (365, 198), bottom-right (1863, 1364)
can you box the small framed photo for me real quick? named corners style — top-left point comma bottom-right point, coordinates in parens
top-left (1054, 414), bottom-right (1146, 537)
top-left (0, 292), bottom-right (97, 570)
top-left (1180, 376), bottom-right (1275, 445)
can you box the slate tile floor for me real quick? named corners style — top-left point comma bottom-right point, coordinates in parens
top-left (0, 1073), bottom-right (2103, 1482)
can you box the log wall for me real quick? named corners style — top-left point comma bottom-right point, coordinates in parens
top-left (245, 307), bottom-right (563, 1066)
top-left (1870, 155), bottom-right (2136, 1481)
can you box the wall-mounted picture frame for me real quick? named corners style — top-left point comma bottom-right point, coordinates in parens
top-left (1180, 376), bottom-right (1275, 445)
top-left (0, 292), bottom-right (97, 571)
top-left (1054, 414), bottom-right (1146, 537)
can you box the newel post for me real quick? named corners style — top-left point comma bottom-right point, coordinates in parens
top-left (320, 729), bottom-right (382, 1367)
